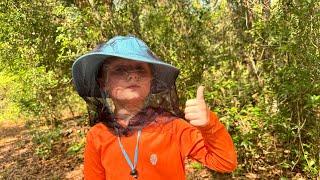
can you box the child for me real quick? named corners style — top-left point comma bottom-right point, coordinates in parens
top-left (72, 35), bottom-right (237, 179)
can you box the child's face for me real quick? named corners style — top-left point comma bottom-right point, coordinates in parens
top-left (104, 59), bottom-right (152, 104)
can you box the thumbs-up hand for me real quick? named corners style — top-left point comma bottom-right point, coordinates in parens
top-left (184, 86), bottom-right (209, 127)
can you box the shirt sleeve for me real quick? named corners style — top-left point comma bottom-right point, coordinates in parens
top-left (84, 130), bottom-right (105, 180)
top-left (178, 111), bottom-right (237, 173)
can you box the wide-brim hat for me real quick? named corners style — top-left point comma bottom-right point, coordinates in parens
top-left (72, 35), bottom-right (180, 98)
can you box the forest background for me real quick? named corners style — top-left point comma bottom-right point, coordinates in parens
top-left (0, 0), bottom-right (319, 179)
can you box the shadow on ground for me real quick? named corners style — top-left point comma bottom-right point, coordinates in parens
top-left (0, 120), bottom-right (84, 179)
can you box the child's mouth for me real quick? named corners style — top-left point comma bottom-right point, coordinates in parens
top-left (127, 85), bottom-right (140, 89)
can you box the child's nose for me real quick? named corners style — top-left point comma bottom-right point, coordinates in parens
top-left (126, 72), bottom-right (141, 81)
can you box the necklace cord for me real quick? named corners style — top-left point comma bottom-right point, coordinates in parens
top-left (117, 130), bottom-right (142, 172)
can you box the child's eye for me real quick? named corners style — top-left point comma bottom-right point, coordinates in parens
top-left (135, 66), bottom-right (147, 73)
top-left (112, 66), bottom-right (127, 74)
top-left (115, 67), bottom-right (125, 72)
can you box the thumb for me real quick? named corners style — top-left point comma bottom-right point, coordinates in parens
top-left (196, 85), bottom-right (205, 102)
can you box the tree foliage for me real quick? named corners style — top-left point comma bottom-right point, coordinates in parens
top-left (0, 0), bottom-right (319, 178)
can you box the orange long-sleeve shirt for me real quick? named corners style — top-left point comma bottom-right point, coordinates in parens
top-left (84, 111), bottom-right (237, 180)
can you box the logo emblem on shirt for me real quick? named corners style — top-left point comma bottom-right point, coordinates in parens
top-left (150, 154), bottom-right (157, 165)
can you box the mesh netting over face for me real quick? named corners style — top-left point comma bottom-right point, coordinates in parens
top-left (83, 56), bottom-right (183, 136)
top-left (72, 36), bottom-right (184, 136)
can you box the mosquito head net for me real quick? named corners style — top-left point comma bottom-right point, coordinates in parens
top-left (72, 35), bottom-right (183, 136)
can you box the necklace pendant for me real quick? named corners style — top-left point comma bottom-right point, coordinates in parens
top-left (130, 169), bottom-right (138, 179)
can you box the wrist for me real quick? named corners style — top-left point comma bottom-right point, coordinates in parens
top-left (197, 107), bottom-right (216, 131)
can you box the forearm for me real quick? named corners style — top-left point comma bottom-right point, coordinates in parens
top-left (186, 112), bottom-right (237, 173)
top-left (199, 112), bottom-right (237, 172)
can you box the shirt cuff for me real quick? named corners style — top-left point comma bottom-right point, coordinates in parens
top-left (197, 110), bottom-right (219, 132)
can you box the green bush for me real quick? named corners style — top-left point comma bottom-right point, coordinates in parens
top-left (31, 126), bottom-right (62, 159)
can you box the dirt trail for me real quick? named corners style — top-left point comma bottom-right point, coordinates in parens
top-left (0, 121), bottom-right (83, 179)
